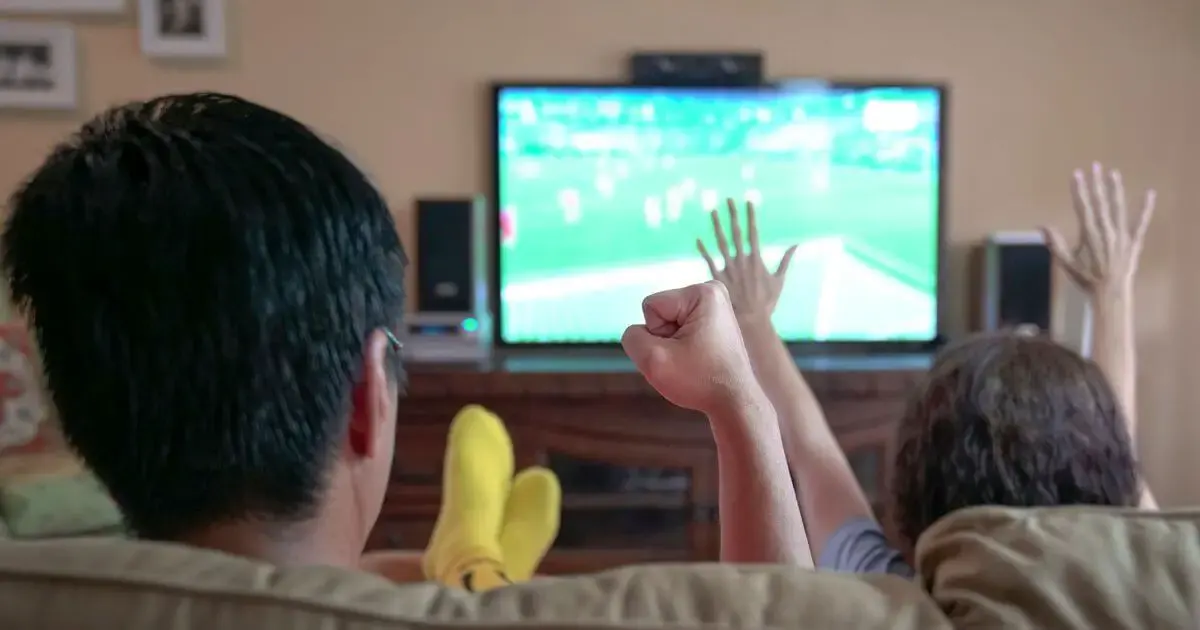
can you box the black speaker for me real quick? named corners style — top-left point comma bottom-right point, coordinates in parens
top-left (414, 197), bottom-right (489, 315)
top-left (978, 232), bottom-right (1053, 333)
top-left (629, 52), bottom-right (764, 86)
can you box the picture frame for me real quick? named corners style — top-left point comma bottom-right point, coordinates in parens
top-left (0, 0), bottom-right (124, 14)
top-left (138, 0), bottom-right (224, 59)
top-left (0, 20), bottom-right (77, 110)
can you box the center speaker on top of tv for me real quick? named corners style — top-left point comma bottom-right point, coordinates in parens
top-left (409, 197), bottom-right (492, 363)
top-left (629, 52), bottom-right (765, 86)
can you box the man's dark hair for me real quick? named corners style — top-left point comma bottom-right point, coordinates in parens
top-left (2, 93), bottom-right (407, 540)
top-left (888, 333), bottom-right (1141, 548)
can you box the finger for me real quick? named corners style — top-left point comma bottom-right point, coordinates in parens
top-left (642, 286), bottom-right (709, 336)
top-left (696, 238), bottom-right (720, 278)
top-left (692, 280), bottom-right (732, 321)
top-left (1041, 226), bottom-right (1092, 287)
top-left (1109, 169), bottom-right (1128, 238)
top-left (774, 244), bottom-right (799, 279)
top-left (726, 198), bottom-right (744, 257)
top-left (701, 278), bottom-right (730, 302)
top-left (746, 201), bottom-right (761, 256)
top-left (1073, 168), bottom-right (1106, 264)
top-left (710, 209), bottom-right (732, 262)
top-left (1091, 162), bottom-right (1116, 250)
top-left (641, 292), bottom-right (680, 336)
top-left (621, 324), bottom-right (666, 375)
top-left (1130, 189), bottom-right (1157, 262)
top-left (1041, 226), bottom-right (1073, 262)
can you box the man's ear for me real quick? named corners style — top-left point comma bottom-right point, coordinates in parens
top-left (348, 329), bottom-right (391, 457)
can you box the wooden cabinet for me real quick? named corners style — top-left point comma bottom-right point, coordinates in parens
top-left (371, 355), bottom-right (925, 575)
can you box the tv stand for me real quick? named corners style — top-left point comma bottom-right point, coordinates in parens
top-left (372, 354), bottom-right (927, 574)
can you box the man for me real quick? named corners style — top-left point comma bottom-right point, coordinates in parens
top-left (697, 163), bottom-right (1156, 575)
top-left (3, 93), bottom-right (407, 569)
top-left (3, 92), bottom-right (803, 579)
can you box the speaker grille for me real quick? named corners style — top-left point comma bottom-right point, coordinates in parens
top-left (994, 243), bottom-right (1052, 332)
top-left (415, 199), bottom-right (474, 313)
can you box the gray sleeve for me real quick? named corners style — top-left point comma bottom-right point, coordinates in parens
top-left (816, 517), bottom-right (914, 577)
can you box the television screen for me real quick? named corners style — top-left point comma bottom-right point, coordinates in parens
top-left (494, 83), bottom-right (942, 345)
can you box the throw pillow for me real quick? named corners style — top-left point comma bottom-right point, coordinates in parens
top-left (0, 472), bottom-right (124, 539)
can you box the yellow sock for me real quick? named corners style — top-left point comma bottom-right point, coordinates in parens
top-left (498, 467), bottom-right (561, 582)
top-left (454, 559), bottom-right (512, 592)
top-left (422, 405), bottom-right (514, 587)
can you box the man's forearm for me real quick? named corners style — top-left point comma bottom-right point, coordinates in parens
top-left (1089, 283), bottom-right (1156, 508)
top-left (708, 392), bottom-right (812, 567)
top-left (737, 316), bottom-right (875, 561)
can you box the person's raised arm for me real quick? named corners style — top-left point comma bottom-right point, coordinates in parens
top-left (698, 200), bottom-right (874, 564)
top-left (622, 281), bottom-right (811, 566)
top-left (1042, 163), bottom-right (1158, 509)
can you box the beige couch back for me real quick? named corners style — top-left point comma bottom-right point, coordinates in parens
top-left (1, 507), bottom-right (1199, 629)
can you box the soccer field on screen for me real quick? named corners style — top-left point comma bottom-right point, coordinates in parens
top-left (498, 159), bottom-right (937, 343)
top-left (501, 238), bottom-right (934, 343)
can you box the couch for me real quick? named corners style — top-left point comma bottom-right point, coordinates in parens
top-left (1, 505), bottom-right (1198, 629)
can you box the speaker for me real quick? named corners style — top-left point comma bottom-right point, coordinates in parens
top-left (413, 197), bottom-right (489, 316)
top-left (629, 52), bottom-right (764, 86)
top-left (979, 232), bottom-right (1053, 334)
top-left (976, 231), bottom-right (1092, 356)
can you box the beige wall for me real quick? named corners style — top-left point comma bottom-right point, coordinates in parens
top-left (1, 0), bottom-right (1198, 501)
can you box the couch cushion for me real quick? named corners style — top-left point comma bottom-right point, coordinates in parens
top-left (7, 507), bottom-right (1194, 629)
top-left (917, 506), bottom-right (1200, 629)
top-left (0, 538), bottom-right (945, 629)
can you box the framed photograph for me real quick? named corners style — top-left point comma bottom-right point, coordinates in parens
top-left (0, 0), bottom-right (124, 14)
top-left (0, 21), bottom-right (76, 110)
top-left (138, 0), bottom-right (224, 59)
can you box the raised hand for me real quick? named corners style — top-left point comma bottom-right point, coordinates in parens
top-left (697, 199), bottom-right (798, 322)
top-left (625, 281), bottom-right (810, 566)
top-left (621, 281), bottom-right (759, 415)
top-left (1041, 162), bottom-right (1156, 296)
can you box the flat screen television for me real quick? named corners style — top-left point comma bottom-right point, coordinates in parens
top-left (491, 81), bottom-right (945, 347)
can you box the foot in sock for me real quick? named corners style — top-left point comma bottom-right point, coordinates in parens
top-left (499, 467), bottom-right (561, 581)
top-left (422, 405), bottom-right (513, 588)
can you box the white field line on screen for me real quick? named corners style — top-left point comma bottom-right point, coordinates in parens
top-left (814, 255), bottom-right (935, 340)
top-left (812, 238), bottom-right (846, 341)
top-left (502, 238), bottom-right (845, 302)
top-left (844, 239), bottom-right (930, 290)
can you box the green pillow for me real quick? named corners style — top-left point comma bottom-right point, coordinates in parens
top-left (0, 473), bottom-right (123, 539)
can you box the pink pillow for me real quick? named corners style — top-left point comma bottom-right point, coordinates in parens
top-left (0, 323), bottom-right (56, 457)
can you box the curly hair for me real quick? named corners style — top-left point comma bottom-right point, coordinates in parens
top-left (888, 333), bottom-right (1141, 550)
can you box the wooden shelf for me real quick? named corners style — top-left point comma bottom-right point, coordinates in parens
top-left (562, 492), bottom-right (688, 510)
top-left (383, 487), bottom-right (690, 510)
top-left (371, 364), bottom-right (916, 573)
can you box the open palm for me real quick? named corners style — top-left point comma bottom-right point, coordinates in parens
top-left (1040, 162), bottom-right (1155, 296)
top-left (697, 199), bottom-right (797, 321)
